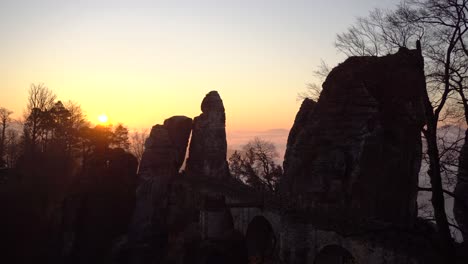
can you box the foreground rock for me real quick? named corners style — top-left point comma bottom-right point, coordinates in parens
top-left (129, 116), bottom-right (192, 262)
top-left (186, 91), bottom-right (229, 179)
top-left (282, 48), bottom-right (426, 227)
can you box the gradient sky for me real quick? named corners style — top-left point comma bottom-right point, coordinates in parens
top-left (1, 0), bottom-right (400, 134)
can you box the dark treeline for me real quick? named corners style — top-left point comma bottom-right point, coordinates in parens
top-left (1, 83), bottom-right (131, 169)
top-left (0, 83), bottom-right (135, 263)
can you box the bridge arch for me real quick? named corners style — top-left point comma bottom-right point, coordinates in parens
top-left (245, 215), bottom-right (276, 263)
top-left (313, 244), bottom-right (356, 264)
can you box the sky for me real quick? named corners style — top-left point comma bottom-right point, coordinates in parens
top-left (0, 0), bottom-right (400, 150)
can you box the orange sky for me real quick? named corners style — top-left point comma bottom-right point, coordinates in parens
top-left (0, 0), bottom-right (399, 136)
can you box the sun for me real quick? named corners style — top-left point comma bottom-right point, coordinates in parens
top-left (98, 114), bottom-right (108, 123)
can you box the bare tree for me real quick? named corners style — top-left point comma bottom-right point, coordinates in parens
top-left (65, 100), bottom-right (88, 131)
top-left (411, 1), bottom-right (468, 256)
top-left (23, 83), bottom-right (57, 154)
top-left (298, 60), bottom-right (331, 101)
top-left (26, 83), bottom-right (56, 112)
top-left (335, 6), bottom-right (424, 57)
top-left (130, 129), bottom-right (148, 165)
top-left (228, 137), bottom-right (283, 192)
top-left (0, 107), bottom-right (13, 167)
top-left (63, 101), bottom-right (89, 155)
top-left (5, 128), bottom-right (20, 168)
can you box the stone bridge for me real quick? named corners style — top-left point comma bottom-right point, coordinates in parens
top-left (190, 176), bottom-right (433, 264)
top-left (129, 47), bottom-right (441, 263)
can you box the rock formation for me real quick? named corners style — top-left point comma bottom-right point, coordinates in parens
top-left (162, 116), bottom-right (195, 168)
top-left (138, 116), bottom-right (193, 176)
top-left (129, 116), bottom-right (192, 258)
top-left (281, 98), bottom-right (316, 191)
top-left (186, 91), bottom-right (230, 179)
top-left (283, 48), bottom-right (426, 227)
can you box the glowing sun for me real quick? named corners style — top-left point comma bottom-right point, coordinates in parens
top-left (98, 114), bottom-right (108, 123)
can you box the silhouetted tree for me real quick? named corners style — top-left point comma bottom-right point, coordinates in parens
top-left (297, 60), bottom-right (330, 101)
top-left (0, 107), bottom-right (13, 167)
top-left (130, 129), bottom-right (148, 165)
top-left (88, 125), bottom-right (113, 152)
top-left (76, 123), bottom-right (133, 170)
top-left (112, 123), bottom-right (130, 150)
top-left (44, 101), bottom-right (73, 152)
top-left (5, 129), bottom-right (20, 168)
top-left (65, 101), bottom-right (88, 148)
top-left (23, 83), bottom-right (57, 154)
top-left (335, 7), bottom-right (423, 56)
top-left (229, 137), bottom-right (282, 192)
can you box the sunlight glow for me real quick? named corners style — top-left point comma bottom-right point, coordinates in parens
top-left (98, 114), bottom-right (108, 123)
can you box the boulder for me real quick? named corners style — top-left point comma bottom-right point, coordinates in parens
top-left (186, 91), bottom-right (229, 179)
top-left (282, 48), bottom-right (426, 227)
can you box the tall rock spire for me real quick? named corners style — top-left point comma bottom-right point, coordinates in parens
top-left (186, 91), bottom-right (230, 179)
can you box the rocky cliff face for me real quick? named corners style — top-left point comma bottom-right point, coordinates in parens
top-left (282, 48), bottom-right (426, 227)
top-left (138, 116), bottom-right (193, 175)
top-left (282, 98), bottom-right (316, 191)
top-left (186, 91), bottom-right (229, 179)
top-left (163, 116), bottom-right (195, 169)
top-left (129, 116), bottom-right (192, 248)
